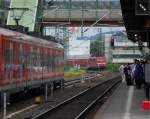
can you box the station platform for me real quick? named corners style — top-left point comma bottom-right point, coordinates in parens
top-left (93, 82), bottom-right (150, 119)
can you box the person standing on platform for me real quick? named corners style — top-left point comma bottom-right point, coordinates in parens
top-left (130, 59), bottom-right (137, 85)
top-left (119, 64), bottom-right (125, 82)
top-left (134, 60), bottom-right (144, 89)
top-left (140, 60), bottom-right (145, 85)
top-left (124, 63), bottom-right (132, 86)
top-left (145, 55), bottom-right (150, 100)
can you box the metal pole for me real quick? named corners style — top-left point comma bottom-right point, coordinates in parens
top-left (81, 1), bottom-right (84, 37)
top-left (68, 0), bottom-right (72, 23)
top-left (64, 27), bottom-right (67, 71)
top-left (45, 84), bottom-right (48, 101)
top-left (96, 0), bottom-right (99, 21)
top-left (81, 75), bottom-right (85, 83)
top-left (50, 83), bottom-right (54, 97)
top-left (99, 27), bottom-right (103, 56)
top-left (3, 92), bottom-right (6, 117)
top-left (61, 80), bottom-right (63, 91)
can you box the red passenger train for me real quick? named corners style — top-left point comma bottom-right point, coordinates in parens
top-left (68, 57), bottom-right (107, 69)
top-left (0, 27), bottom-right (64, 92)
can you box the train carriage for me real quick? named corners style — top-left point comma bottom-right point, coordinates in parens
top-left (0, 27), bottom-right (64, 92)
top-left (68, 57), bottom-right (107, 70)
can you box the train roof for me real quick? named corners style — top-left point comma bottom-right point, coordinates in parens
top-left (0, 27), bottom-right (63, 49)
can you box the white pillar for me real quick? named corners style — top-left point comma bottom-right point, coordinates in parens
top-left (51, 83), bottom-right (54, 96)
top-left (81, 75), bottom-right (85, 83)
top-left (60, 80), bottom-right (64, 91)
top-left (3, 92), bottom-right (7, 117)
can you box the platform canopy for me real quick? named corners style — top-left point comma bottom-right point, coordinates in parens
top-left (120, 0), bottom-right (150, 44)
top-left (42, 0), bottom-right (123, 27)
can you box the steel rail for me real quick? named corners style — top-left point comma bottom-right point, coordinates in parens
top-left (32, 76), bottom-right (120, 119)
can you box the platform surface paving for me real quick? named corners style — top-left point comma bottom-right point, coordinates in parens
top-left (93, 82), bottom-right (150, 119)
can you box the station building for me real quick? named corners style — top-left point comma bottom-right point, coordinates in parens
top-left (111, 31), bottom-right (145, 64)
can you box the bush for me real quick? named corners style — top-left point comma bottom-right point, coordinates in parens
top-left (64, 68), bottom-right (87, 78)
top-left (106, 63), bottom-right (121, 72)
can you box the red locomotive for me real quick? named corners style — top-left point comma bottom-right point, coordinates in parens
top-left (88, 57), bottom-right (107, 69)
top-left (0, 27), bottom-right (64, 92)
top-left (68, 57), bottom-right (107, 69)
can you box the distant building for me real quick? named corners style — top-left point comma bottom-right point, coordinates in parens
top-left (104, 34), bottom-right (112, 62)
top-left (111, 31), bottom-right (143, 63)
top-left (69, 36), bottom-right (91, 57)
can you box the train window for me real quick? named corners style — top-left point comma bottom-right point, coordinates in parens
top-left (33, 52), bottom-right (36, 67)
top-left (44, 50), bottom-right (47, 71)
top-left (5, 42), bottom-right (13, 68)
top-left (49, 52), bottom-right (52, 72)
top-left (37, 48), bottom-right (40, 67)
top-left (55, 52), bottom-right (57, 72)
top-left (19, 44), bottom-right (24, 64)
top-left (4, 41), bottom-right (14, 80)
top-left (52, 52), bottom-right (55, 72)
top-left (43, 54), bottom-right (46, 68)
top-left (5, 49), bottom-right (10, 65)
top-left (32, 47), bottom-right (36, 67)
top-left (51, 55), bottom-right (54, 72)
top-left (48, 53), bottom-right (51, 72)
top-left (36, 48), bottom-right (39, 67)
top-left (29, 46), bottom-right (33, 67)
top-left (19, 44), bottom-right (26, 73)
top-left (40, 53), bottom-right (42, 67)
top-left (41, 53), bottom-right (44, 67)
top-left (34, 48), bottom-right (38, 67)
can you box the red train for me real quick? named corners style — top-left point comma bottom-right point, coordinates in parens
top-left (68, 57), bottom-right (107, 69)
top-left (0, 27), bottom-right (64, 92)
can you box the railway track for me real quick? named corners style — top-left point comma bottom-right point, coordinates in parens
top-left (32, 78), bottom-right (121, 119)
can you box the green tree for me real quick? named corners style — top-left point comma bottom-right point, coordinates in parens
top-left (90, 38), bottom-right (104, 57)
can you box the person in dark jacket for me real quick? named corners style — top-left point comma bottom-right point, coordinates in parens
top-left (124, 63), bottom-right (132, 86)
top-left (134, 60), bottom-right (144, 89)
